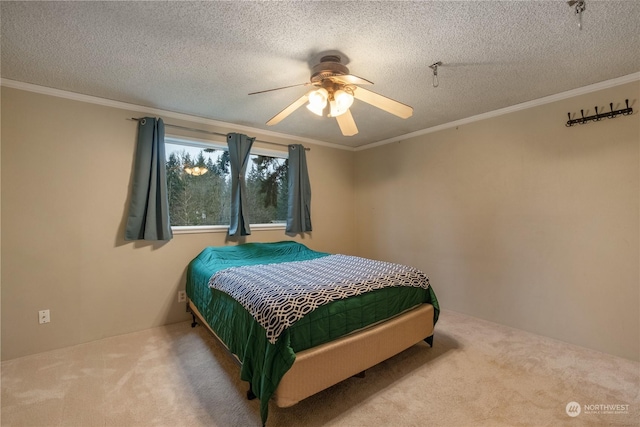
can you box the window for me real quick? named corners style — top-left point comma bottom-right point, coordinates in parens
top-left (165, 136), bottom-right (288, 233)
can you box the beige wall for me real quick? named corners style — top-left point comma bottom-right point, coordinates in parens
top-left (0, 87), bottom-right (356, 360)
top-left (355, 81), bottom-right (640, 361)
top-left (3, 81), bottom-right (638, 362)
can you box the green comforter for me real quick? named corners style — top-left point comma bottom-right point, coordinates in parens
top-left (186, 241), bottom-right (439, 425)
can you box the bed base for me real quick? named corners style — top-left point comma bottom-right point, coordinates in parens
top-left (425, 334), bottom-right (434, 347)
top-left (187, 300), bottom-right (434, 408)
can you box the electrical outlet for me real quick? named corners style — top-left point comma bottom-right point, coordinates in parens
top-left (178, 291), bottom-right (186, 303)
top-left (39, 309), bottom-right (50, 324)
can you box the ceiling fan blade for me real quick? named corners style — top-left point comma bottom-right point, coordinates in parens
top-left (335, 109), bottom-right (358, 136)
top-left (266, 93), bottom-right (309, 126)
top-left (353, 86), bottom-right (413, 119)
top-left (249, 82), bottom-right (310, 95)
top-left (331, 74), bottom-right (374, 85)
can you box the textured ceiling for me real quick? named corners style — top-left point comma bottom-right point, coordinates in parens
top-left (2, 1), bottom-right (639, 148)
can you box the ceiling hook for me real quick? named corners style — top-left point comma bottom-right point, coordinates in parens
top-left (429, 62), bottom-right (442, 88)
top-left (568, 0), bottom-right (586, 30)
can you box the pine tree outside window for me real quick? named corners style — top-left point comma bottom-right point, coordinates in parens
top-left (165, 137), bottom-right (288, 233)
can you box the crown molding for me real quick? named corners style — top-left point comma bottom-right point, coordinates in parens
top-left (357, 72), bottom-right (640, 151)
top-left (3, 73), bottom-right (638, 153)
top-left (0, 78), bottom-right (352, 151)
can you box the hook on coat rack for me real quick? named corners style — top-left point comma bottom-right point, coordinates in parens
top-left (566, 99), bottom-right (633, 127)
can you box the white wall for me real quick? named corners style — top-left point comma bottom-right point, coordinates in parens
top-left (355, 81), bottom-right (639, 361)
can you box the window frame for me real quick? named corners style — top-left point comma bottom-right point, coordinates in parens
top-left (165, 135), bottom-right (289, 235)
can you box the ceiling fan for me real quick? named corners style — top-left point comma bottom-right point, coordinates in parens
top-left (249, 55), bottom-right (413, 136)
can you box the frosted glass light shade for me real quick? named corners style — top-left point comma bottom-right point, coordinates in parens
top-left (306, 88), bottom-right (328, 116)
top-left (329, 90), bottom-right (354, 117)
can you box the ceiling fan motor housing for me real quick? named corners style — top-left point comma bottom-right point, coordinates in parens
top-left (310, 55), bottom-right (350, 83)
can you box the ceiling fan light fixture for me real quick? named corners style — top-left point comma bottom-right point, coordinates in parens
top-left (306, 88), bottom-right (328, 116)
top-left (255, 54), bottom-right (413, 136)
top-left (329, 89), bottom-right (354, 117)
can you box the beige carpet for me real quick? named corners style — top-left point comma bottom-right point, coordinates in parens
top-left (1, 309), bottom-right (638, 427)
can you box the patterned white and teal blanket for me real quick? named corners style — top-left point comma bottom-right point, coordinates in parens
top-left (208, 254), bottom-right (430, 344)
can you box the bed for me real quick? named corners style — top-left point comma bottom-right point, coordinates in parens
top-left (186, 241), bottom-right (439, 425)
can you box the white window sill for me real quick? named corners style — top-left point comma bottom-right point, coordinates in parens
top-left (172, 223), bottom-right (286, 235)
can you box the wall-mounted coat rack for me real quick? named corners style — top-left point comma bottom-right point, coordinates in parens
top-left (566, 99), bottom-right (633, 127)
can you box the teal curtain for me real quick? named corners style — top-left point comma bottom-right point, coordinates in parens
top-left (227, 132), bottom-right (255, 236)
top-left (286, 144), bottom-right (312, 233)
top-left (124, 117), bottom-right (172, 241)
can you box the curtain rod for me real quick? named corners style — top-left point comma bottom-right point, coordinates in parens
top-left (130, 118), bottom-right (309, 150)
